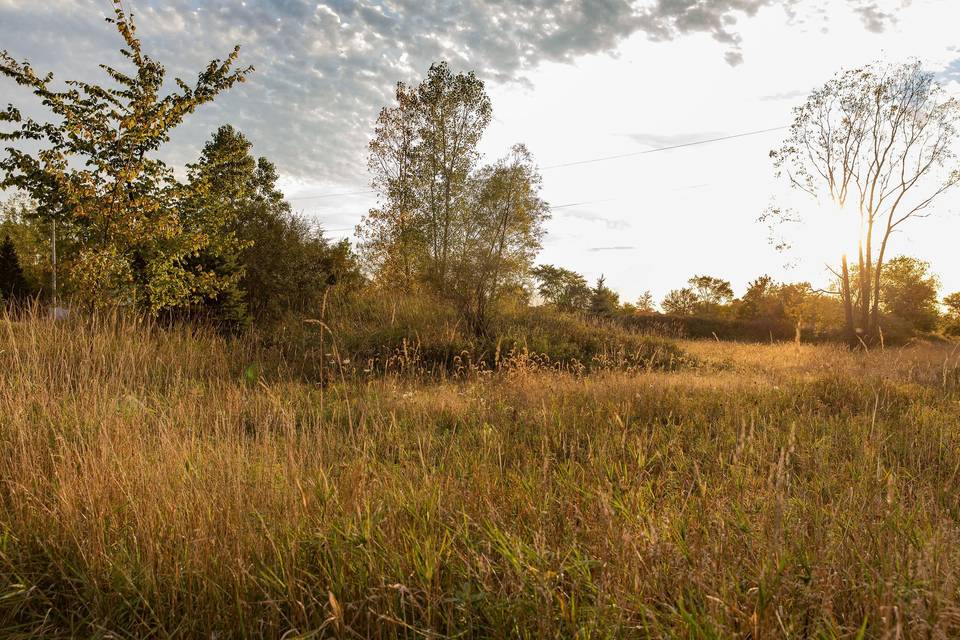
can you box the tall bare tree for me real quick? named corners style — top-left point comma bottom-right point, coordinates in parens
top-left (770, 61), bottom-right (960, 344)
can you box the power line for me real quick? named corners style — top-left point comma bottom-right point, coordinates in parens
top-left (289, 125), bottom-right (787, 202)
top-left (320, 182), bottom-right (712, 233)
top-left (541, 125), bottom-right (787, 169)
top-left (551, 198), bottom-right (618, 210)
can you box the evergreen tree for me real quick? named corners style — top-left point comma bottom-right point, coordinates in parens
top-left (589, 275), bottom-right (620, 318)
top-left (0, 235), bottom-right (28, 302)
top-left (185, 125), bottom-right (362, 327)
top-left (182, 125), bottom-right (258, 327)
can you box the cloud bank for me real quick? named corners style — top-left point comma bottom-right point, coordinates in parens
top-left (0, 0), bottom-right (901, 186)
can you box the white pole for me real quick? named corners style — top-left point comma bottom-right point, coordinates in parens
top-left (51, 218), bottom-right (57, 309)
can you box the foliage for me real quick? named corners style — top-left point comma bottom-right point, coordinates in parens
top-left (688, 274), bottom-right (734, 306)
top-left (181, 125), bottom-right (363, 328)
top-left (662, 274), bottom-right (734, 317)
top-left (588, 275), bottom-right (619, 318)
top-left (359, 62), bottom-right (547, 333)
top-left (0, 235), bottom-right (28, 302)
top-left (634, 290), bottom-right (656, 313)
top-left (878, 255), bottom-right (940, 334)
top-left (661, 286), bottom-right (698, 316)
top-left (0, 0), bottom-right (251, 313)
top-left (532, 263), bottom-right (591, 312)
top-left (942, 292), bottom-right (960, 336)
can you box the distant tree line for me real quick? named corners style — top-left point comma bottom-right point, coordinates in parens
top-left (530, 257), bottom-right (960, 343)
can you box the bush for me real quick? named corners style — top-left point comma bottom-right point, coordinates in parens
top-left (271, 289), bottom-right (691, 378)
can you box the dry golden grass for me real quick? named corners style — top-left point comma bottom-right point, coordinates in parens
top-left (2, 312), bottom-right (960, 637)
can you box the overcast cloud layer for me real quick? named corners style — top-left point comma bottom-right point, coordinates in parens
top-left (0, 0), bottom-right (900, 186)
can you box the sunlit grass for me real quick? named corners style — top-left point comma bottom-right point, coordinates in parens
top-left (1, 310), bottom-right (960, 637)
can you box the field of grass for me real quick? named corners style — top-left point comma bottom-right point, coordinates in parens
top-left (2, 312), bottom-right (960, 638)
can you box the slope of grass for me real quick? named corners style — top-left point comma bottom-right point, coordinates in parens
top-left (1, 312), bottom-right (960, 637)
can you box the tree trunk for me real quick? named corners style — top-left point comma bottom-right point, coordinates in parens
top-left (841, 256), bottom-right (856, 347)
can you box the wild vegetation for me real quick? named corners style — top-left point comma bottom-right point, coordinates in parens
top-left (2, 309), bottom-right (960, 637)
top-left (2, 2), bottom-right (960, 638)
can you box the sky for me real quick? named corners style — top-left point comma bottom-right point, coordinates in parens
top-left (2, 0), bottom-right (960, 304)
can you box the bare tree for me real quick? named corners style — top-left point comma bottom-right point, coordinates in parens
top-left (770, 61), bottom-right (960, 344)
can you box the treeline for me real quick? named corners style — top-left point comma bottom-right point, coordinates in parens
top-left (531, 261), bottom-right (960, 343)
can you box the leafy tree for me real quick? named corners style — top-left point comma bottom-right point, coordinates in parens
top-left (635, 290), bottom-right (656, 313)
top-left (770, 61), bottom-right (960, 344)
top-left (450, 144), bottom-right (548, 333)
top-left (663, 275), bottom-right (733, 317)
top-left (0, 196), bottom-right (48, 294)
top-left (589, 275), bottom-right (620, 318)
top-left (737, 275), bottom-right (779, 320)
top-left (181, 125), bottom-right (258, 326)
top-left (688, 275), bottom-right (734, 307)
top-left (361, 62), bottom-right (492, 292)
top-left (777, 282), bottom-right (817, 343)
top-left (0, 235), bottom-right (28, 302)
top-left (943, 292), bottom-right (960, 336)
top-left (878, 255), bottom-right (940, 333)
top-left (532, 264), bottom-right (590, 312)
top-left (360, 62), bottom-right (546, 333)
top-left (661, 287), bottom-right (697, 316)
top-left (185, 125), bottom-right (362, 326)
top-left (0, 1), bottom-right (251, 313)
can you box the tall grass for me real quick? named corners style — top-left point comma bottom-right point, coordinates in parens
top-left (2, 309), bottom-right (960, 637)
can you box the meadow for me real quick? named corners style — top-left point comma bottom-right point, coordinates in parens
top-left (2, 311), bottom-right (960, 638)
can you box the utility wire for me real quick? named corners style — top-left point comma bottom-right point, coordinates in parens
top-left (321, 182), bottom-right (711, 234)
top-left (540, 125), bottom-right (787, 169)
top-left (290, 125), bottom-right (784, 202)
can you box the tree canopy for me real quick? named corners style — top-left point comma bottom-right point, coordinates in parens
top-left (359, 62), bottom-right (547, 333)
top-left (0, 0), bottom-right (251, 313)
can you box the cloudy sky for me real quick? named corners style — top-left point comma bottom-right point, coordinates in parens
top-left (2, 0), bottom-right (960, 303)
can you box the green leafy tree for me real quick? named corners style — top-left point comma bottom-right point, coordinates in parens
top-left (737, 275), bottom-right (779, 320)
top-left (0, 235), bottom-right (28, 302)
top-left (635, 290), bottom-right (656, 313)
top-left (943, 292), bottom-right (960, 336)
top-left (361, 62), bottom-right (492, 292)
top-left (688, 275), bottom-right (734, 307)
top-left (0, 1), bottom-right (251, 313)
top-left (663, 275), bottom-right (733, 317)
top-left (450, 144), bottom-right (548, 333)
top-left (532, 264), bottom-right (590, 311)
top-left (0, 196), bottom-right (48, 294)
top-left (186, 126), bottom-right (361, 326)
top-left (878, 256), bottom-right (940, 334)
top-left (589, 275), bottom-right (620, 318)
top-left (360, 62), bottom-right (546, 333)
top-left (661, 287), bottom-right (698, 316)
